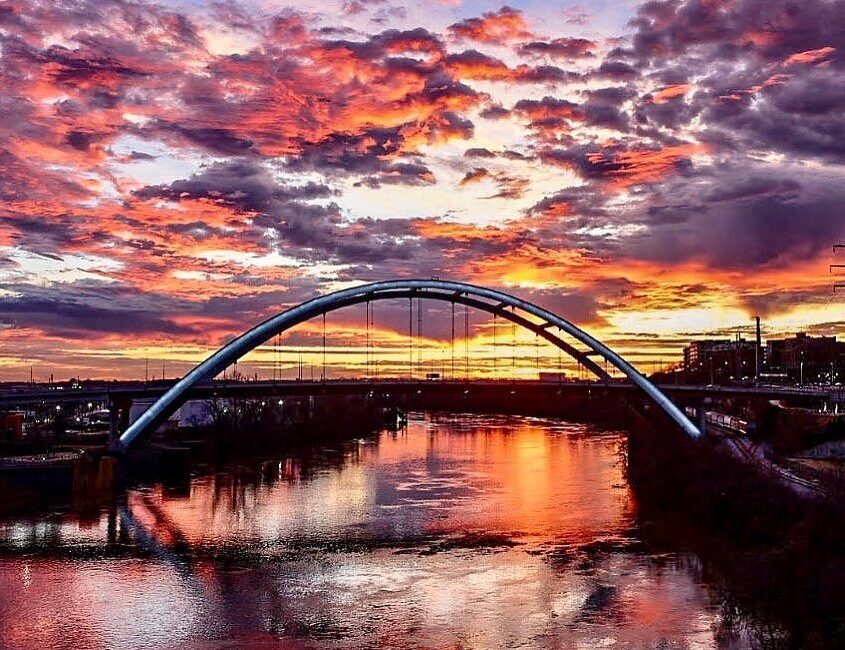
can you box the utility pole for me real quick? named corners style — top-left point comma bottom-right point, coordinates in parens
top-left (835, 244), bottom-right (845, 293)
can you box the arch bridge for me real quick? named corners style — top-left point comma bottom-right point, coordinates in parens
top-left (114, 279), bottom-right (701, 450)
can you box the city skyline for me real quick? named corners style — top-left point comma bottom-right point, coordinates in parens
top-left (2, 0), bottom-right (845, 380)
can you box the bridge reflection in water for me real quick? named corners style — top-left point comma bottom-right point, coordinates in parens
top-left (0, 414), bottom-right (749, 649)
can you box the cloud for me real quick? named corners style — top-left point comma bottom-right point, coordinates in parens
top-left (3, 0), bottom-right (845, 378)
top-left (621, 163), bottom-right (845, 270)
top-left (782, 46), bottom-right (836, 66)
top-left (459, 167), bottom-right (490, 186)
top-left (447, 6), bottom-right (532, 44)
top-left (540, 143), bottom-right (703, 187)
top-left (518, 37), bottom-right (597, 59)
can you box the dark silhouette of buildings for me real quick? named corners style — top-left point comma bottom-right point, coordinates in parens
top-left (683, 337), bottom-right (757, 383)
top-left (766, 333), bottom-right (845, 384)
top-left (682, 331), bottom-right (845, 384)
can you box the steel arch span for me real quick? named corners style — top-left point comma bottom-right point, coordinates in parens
top-left (115, 279), bottom-right (701, 449)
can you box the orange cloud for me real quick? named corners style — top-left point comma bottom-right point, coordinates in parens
top-left (458, 168), bottom-right (490, 186)
top-left (651, 84), bottom-right (691, 104)
top-left (448, 6), bottom-right (532, 44)
top-left (782, 46), bottom-right (835, 66)
top-left (588, 143), bottom-right (706, 188)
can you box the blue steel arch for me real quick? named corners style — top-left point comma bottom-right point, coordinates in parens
top-left (115, 279), bottom-right (700, 449)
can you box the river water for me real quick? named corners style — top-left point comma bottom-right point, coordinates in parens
top-left (0, 414), bottom-right (754, 649)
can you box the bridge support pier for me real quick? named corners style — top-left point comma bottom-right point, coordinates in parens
top-left (109, 402), bottom-right (120, 442)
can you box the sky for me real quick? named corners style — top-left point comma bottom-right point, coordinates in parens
top-left (2, 0), bottom-right (845, 381)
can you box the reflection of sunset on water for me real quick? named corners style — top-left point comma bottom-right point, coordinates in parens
top-left (0, 415), bottom-right (743, 648)
top-left (129, 416), bottom-right (633, 548)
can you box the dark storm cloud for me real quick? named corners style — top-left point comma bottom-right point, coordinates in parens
top-left (134, 161), bottom-right (431, 265)
top-left (518, 37), bottom-right (597, 59)
top-left (593, 60), bottom-right (639, 80)
top-left (629, 0), bottom-right (845, 64)
top-left (152, 122), bottom-right (256, 156)
top-left (319, 27), bottom-right (444, 59)
top-left (0, 282), bottom-right (197, 337)
top-left (585, 86), bottom-right (637, 107)
top-left (697, 67), bottom-right (845, 164)
top-left (464, 147), bottom-right (496, 159)
top-left (538, 145), bottom-right (638, 181)
top-left (613, 164), bottom-right (845, 269)
top-left (739, 286), bottom-right (835, 319)
top-left (617, 0), bottom-right (845, 164)
top-left (355, 162), bottom-right (436, 188)
top-left (135, 160), bottom-right (334, 211)
top-left (479, 105), bottom-right (510, 119)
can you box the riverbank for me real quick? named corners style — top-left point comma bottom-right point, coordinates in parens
top-left (628, 416), bottom-right (845, 647)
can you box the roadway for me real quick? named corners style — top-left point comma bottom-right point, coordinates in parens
top-left (2, 378), bottom-right (842, 409)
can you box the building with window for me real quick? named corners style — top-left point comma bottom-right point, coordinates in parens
top-left (766, 333), bottom-right (845, 383)
top-left (682, 338), bottom-right (758, 383)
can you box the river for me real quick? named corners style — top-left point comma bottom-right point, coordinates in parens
top-left (0, 413), bottom-right (755, 648)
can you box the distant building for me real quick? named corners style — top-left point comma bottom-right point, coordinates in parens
top-left (766, 333), bottom-right (845, 383)
top-left (683, 338), bottom-right (758, 383)
top-left (539, 371), bottom-right (567, 383)
top-left (683, 340), bottom-right (728, 371)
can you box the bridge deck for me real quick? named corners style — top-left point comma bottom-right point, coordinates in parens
top-left (2, 379), bottom-right (840, 407)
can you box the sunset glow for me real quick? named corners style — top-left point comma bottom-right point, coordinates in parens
top-left (2, 0), bottom-right (845, 380)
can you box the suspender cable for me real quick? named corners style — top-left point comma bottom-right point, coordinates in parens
top-left (451, 301), bottom-right (455, 381)
top-left (417, 297), bottom-right (422, 376)
top-left (492, 312), bottom-right (497, 379)
top-left (371, 302), bottom-right (377, 379)
top-left (408, 297), bottom-right (413, 380)
top-left (558, 328), bottom-right (562, 378)
top-left (322, 312), bottom-right (326, 382)
top-left (464, 303), bottom-right (469, 380)
top-left (365, 300), bottom-right (370, 380)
